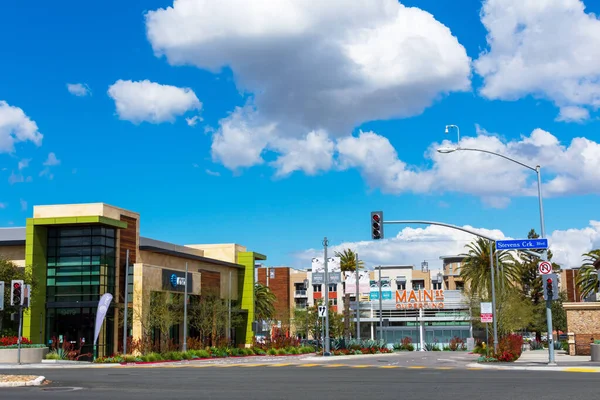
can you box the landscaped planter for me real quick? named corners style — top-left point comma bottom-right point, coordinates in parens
top-left (0, 347), bottom-right (49, 364)
top-left (591, 344), bottom-right (600, 361)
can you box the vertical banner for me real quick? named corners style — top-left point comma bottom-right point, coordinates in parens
top-left (94, 293), bottom-right (113, 345)
top-left (344, 271), bottom-right (370, 295)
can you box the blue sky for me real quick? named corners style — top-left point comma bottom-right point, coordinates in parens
top-left (1, 0), bottom-right (599, 270)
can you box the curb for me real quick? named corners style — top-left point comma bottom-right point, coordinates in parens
top-left (302, 352), bottom-right (400, 362)
top-left (0, 376), bottom-right (45, 388)
top-left (466, 363), bottom-right (600, 373)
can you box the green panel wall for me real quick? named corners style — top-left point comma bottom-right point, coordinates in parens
top-left (21, 216), bottom-right (127, 344)
top-left (236, 251), bottom-right (266, 346)
top-left (23, 220), bottom-right (47, 343)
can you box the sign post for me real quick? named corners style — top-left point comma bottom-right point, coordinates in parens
top-left (0, 281), bottom-right (4, 311)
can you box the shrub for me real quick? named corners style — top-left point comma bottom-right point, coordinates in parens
top-left (449, 337), bottom-right (466, 351)
top-left (246, 348), bottom-right (255, 355)
top-left (123, 354), bottom-right (137, 363)
top-left (530, 340), bottom-right (544, 350)
top-left (253, 347), bottom-right (267, 355)
top-left (561, 342), bottom-right (569, 352)
top-left (276, 348), bottom-right (287, 356)
top-left (288, 347), bottom-right (299, 355)
top-left (491, 334), bottom-right (523, 362)
top-left (267, 348), bottom-right (278, 356)
top-left (0, 336), bottom-right (32, 347)
top-left (477, 355), bottom-right (498, 363)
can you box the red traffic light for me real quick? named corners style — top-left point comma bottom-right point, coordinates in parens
top-left (13, 282), bottom-right (21, 290)
top-left (372, 214), bottom-right (380, 222)
top-left (546, 278), bottom-right (552, 284)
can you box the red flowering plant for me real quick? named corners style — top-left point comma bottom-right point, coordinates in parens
top-left (0, 336), bottom-right (32, 347)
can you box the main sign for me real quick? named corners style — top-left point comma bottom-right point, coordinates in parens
top-left (395, 289), bottom-right (445, 309)
top-left (161, 269), bottom-right (193, 293)
top-left (495, 238), bottom-right (548, 250)
top-left (318, 305), bottom-right (327, 317)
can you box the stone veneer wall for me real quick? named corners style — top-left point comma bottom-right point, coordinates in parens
top-left (564, 302), bottom-right (600, 355)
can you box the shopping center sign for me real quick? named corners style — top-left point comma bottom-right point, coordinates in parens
top-left (395, 289), bottom-right (445, 309)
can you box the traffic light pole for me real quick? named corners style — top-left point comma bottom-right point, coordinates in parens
top-left (17, 305), bottom-right (23, 365)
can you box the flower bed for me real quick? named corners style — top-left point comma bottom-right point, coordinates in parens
top-left (476, 334), bottom-right (524, 363)
top-left (93, 345), bottom-right (316, 364)
top-left (0, 337), bottom-right (48, 364)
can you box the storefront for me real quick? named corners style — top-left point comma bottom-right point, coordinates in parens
top-left (0, 202), bottom-right (266, 357)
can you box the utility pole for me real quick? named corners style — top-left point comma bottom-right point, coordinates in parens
top-left (323, 237), bottom-right (330, 356)
top-left (355, 252), bottom-right (360, 340)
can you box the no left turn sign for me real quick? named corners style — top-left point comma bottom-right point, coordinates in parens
top-left (538, 261), bottom-right (552, 275)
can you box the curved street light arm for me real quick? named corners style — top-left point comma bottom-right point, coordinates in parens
top-left (457, 147), bottom-right (537, 172)
top-left (383, 220), bottom-right (498, 242)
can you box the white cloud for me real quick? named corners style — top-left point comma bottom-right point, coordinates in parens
top-left (295, 221), bottom-right (600, 270)
top-left (107, 80), bottom-right (202, 124)
top-left (146, 0), bottom-right (471, 171)
top-left (20, 199), bottom-right (27, 211)
top-left (44, 152), bottom-right (60, 166)
top-left (66, 83), bottom-right (91, 97)
top-left (271, 130), bottom-right (335, 177)
top-left (0, 100), bottom-right (43, 153)
top-left (335, 127), bottom-right (600, 201)
top-left (205, 169), bottom-right (220, 177)
top-left (210, 106), bottom-right (275, 170)
top-left (556, 106), bottom-right (590, 123)
top-left (18, 158), bottom-right (30, 170)
top-left (186, 115), bottom-right (202, 126)
top-left (475, 0), bottom-right (600, 121)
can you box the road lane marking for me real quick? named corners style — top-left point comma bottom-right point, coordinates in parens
top-left (268, 363), bottom-right (292, 367)
top-left (379, 366), bottom-right (400, 369)
top-left (350, 365), bottom-right (371, 368)
top-left (564, 368), bottom-right (600, 373)
top-left (408, 366), bottom-right (427, 369)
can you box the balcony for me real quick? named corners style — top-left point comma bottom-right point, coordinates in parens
top-left (294, 289), bottom-right (308, 298)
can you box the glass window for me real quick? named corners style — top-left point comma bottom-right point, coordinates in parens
top-left (328, 284), bottom-right (337, 292)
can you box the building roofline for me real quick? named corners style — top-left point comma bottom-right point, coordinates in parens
top-left (439, 255), bottom-right (466, 260)
top-left (140, 236), bottom-right (244, 269)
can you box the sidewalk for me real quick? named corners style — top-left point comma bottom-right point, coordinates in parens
top-left (467, 350), bottom-right (600, 372)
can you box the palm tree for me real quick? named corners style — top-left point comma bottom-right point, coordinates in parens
top-left (334, 249), bottom-right (365, 272)
top-left (576, 249), bottom-right (600, 299)
top-left (460, 238), bottom-right (517, 299)
top-left (254, 283), bottom-right (277, 322)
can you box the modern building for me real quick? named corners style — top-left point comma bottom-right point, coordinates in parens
top-left (0, 203), bottom-right (266, 357)
top-left (352, 265), bottom-right (472, 349)
top-left (439, 255), bottom-right (466, 291)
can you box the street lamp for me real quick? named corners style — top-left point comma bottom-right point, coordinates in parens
top-left (437, 125), bottom-right (554, 364)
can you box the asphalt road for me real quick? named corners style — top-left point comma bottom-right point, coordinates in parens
top-left (2, 366), bottom-right (600, 400)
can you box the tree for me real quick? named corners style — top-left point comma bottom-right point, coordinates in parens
top-left (189, 288), bottom-right (242, 347)
top-left (460, 238), bottom-right (516, 300)
top-left (334, 249), bottom-right (364, 273)
top-left (334, 249), bottom-right (364, 340)
top-left (146, 291), bottom-right (183, 352)
top-left (576, 249), bottom-right (600, 298)
top-left (254, 283), bottom-right (276, 322)
top-left (0, 258), bottom-right (35, 336)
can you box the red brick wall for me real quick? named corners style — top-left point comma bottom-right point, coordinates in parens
top-left (257, 267), bottom-right (290, 318)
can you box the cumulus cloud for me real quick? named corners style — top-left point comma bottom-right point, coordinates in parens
top-left (186, 115), bottom-right (202, 126)
top-left (0, 100), bottom-right (43, 153)
top-left (271, 130), bottom-right (335, 177)
top-left (107, 79), bottom-right (202, 124)
top-left (295, 221), bottom-right (600, 270)
top-left (66, 83), bottom-right (91, 97)
top-left (475, 0), bottom-right (600, 121)
top-left (146, 0), bottom-right (471, 172)
top-left (335, 127), bottom-right (600, 203)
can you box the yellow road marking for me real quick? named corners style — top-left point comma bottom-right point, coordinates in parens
top-left (467, 367), bottom-right (482, 370)
top-left (379, 366), bottom-right (400, 369)
top-left (350, 365), bottom-right (371, 368)
top-left (324, 364), bottom-right (347, 368)
top-left (238, 364), bottom-right (266, 367)
top-left (268, 363), bottom-right (292, 367)
top-left (564, 368), bottom-right (600, 373)
top-left (408, 366), bottom-right (427, 369)
top-left (435, 367), bottom-right (453, 370)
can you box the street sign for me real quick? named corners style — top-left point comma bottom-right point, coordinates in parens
top-left (312, 272), bottom-right (341, 285)
top-left (495, 238), bottom-right (548, 250)
top-left (480, 302), bottom-right (493, 323)
top-left (318, 305), bottom-right (326, 318)
top-left (0, 282), bottom-right (4, 311)
top-left (538, 261), bottom-right (552, 275)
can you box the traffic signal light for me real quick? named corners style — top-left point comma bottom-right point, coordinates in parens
top-left (543, 274), bottom-right (558, 301)
top-left (10, 280), bottom-right (24, 306)
top-left (371, 211), bottom-right (384, 240)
